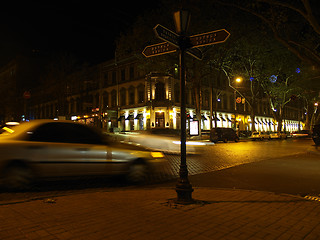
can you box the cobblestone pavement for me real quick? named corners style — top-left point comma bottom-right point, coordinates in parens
top-left (1, 188), bottom-right (320, 240)
top-left (154, 139), bottom-right (313, 182)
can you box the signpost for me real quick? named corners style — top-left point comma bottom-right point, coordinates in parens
top-left (142, 42), bottom-right (176, 58)
top-left (142, 10), bottom-right (230, 204)
top-left (154, 24), bottom-right (180, 48)
top-left (143, 42), bottom-right (203, 60)
top-left (189, 29), bottom-right (230, 48)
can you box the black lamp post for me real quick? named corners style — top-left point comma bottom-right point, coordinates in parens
top-left (173, 10), bottom-right (194, 204)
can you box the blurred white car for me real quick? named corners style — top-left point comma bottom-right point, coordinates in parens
top-left (0, 120), bottom-right (166, 190)
top-left (250, 131), bottom-right (270, 140)
top-left (269, 132), bottom-right (287, 139)
top-left (109, 128), bottom-right (208, 154)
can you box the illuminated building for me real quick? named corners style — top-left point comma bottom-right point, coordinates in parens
top-left (1, 55), bottom-right (303, 133)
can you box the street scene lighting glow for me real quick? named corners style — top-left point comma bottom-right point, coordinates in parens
top-left (235, 77), bottom-right (242, 83)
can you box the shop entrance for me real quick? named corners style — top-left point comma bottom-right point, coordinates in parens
top-left (155, 112), bottom-right (165, 128)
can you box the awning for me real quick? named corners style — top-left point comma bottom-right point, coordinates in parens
top-left (187, 115), bottom-right (193, 120)
top-left (193, 115), bottom-right (207, 120)
top-left (125, 114), bottom-right (134, 120)
top-left (134, 114), bottom-right (143, 119)
top-left (117, 116), bottom-right (125, 121)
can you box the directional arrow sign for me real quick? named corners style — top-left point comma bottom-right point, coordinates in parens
top-left (154, 24), bottom-right (180, 48)
top-left (142, 41), bottom-right (202, 60)
top-left (186, 47), bottom-right (203, 60)
top-left (190, 29), bottom-right (230, 48)
top-left (142, 42), bottom-right (177, 58)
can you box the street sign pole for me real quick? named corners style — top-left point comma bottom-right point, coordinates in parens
top-left (142, 9), bottom-right (230, 204)
top-left (172, 10), bottom-right (194, 204)
top-left (175, 36), bottom-right (194, 203)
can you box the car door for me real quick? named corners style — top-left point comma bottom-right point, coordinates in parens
top-left (27, 122), bottom-right (109, 177)
top-left (66, 123), bottom-right (111, 175)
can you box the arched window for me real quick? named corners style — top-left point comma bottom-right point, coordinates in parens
top-left (111, 90), bottom-right (117, 107)
top-left (103, 92), bottom-right (109, 108)
top-left (155, 81), bottom-right (165, 101)
top-left (120, 88), bottom-right (126, 106)
top-left (137, 84), bottom-right (144, 103)
top-left (128, 86), bottom-right (135, 105)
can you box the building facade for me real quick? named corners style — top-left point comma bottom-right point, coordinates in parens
top-left (1, 55), bottom-right (303, 133)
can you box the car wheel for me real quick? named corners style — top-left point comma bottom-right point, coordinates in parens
top-left (127, 162), bottom-right (148, 183)
top-left (223, 138), bottom-right (228, 143)
top-left (2, 164), bottom-right (34, 190)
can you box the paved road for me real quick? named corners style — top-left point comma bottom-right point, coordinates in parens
top-left (165, 138), bottom-right (313, 176)
top-left (157, 138), bottom-right (320, 197)
top-left (0, 138), bottom-right (316, 203)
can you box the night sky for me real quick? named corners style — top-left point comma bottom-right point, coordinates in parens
top-left (0, 1), bottom-right (160, 66)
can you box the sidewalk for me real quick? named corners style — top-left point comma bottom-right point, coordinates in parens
top-left (1, 187), bottom-right (320, 240)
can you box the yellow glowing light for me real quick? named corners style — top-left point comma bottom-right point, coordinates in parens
top-left (151, 152), bottom-right (165, 158)
top-left (2, 127), bottom-right (14, 133)
top-left (235, 77), bottom-right (242, 83)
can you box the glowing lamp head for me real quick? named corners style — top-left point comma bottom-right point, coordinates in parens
top-left (235, 77), bottom-right (242, 83)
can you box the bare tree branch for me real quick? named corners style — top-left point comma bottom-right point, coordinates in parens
top-left (257, 0), bottom-right (320, 35)
top-left (213, 0), bottom-right (320, 68)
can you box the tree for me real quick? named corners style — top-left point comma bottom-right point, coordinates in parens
top-left (214, 0), bottom-right (320, 70)
top-left (295, 66), bottom-right (320, 128)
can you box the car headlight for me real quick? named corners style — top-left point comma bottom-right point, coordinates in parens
top-left (151, 152), bottom-right (165, 158)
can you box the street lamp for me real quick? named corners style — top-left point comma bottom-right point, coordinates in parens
top-left (173, 10), bottom-right (191, 35)
top-left (173, 10), bottom-right (194, 204)
top-left (235, 77), bottom-right (242, 83)
top-left (232, 77), bottom-right (243, 111)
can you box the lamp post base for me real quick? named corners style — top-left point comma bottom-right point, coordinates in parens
top-left (175, 182), bottom-right (194, 204)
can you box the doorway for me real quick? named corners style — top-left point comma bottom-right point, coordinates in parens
top-left (155, 112), bottom-right (165, 128)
